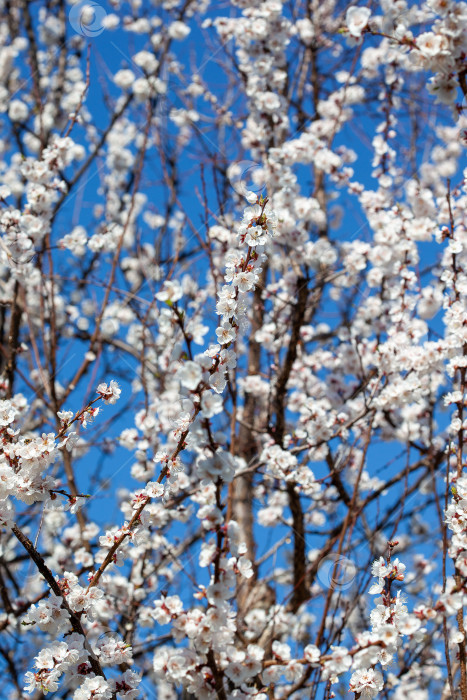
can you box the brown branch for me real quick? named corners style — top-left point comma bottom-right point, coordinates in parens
top-left (272, 276), bottom-right (309, 610)
top-left (11, 524), bottom-right (107, 681)
top-left (5, 281), bottom-right (22, 399)
top-left (272, 277), bottom-right (308, 443)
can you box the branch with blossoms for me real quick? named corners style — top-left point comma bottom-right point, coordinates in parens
top-left (87, 196), bottom-right (278, 593)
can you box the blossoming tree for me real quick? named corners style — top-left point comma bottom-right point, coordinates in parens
top-left (0, 0), bottom-right (466, 698)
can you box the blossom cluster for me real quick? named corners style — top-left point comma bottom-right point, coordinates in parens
top-left (213, 198), bottom-right (277, 393)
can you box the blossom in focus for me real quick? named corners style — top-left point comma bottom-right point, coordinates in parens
top-left (96, 380), bottom-right (121, 404)
top-left (345, 6), bottom-right (371, 38)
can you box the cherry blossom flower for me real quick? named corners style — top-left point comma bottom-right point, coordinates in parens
top-left (345, 6), bottom-right (371, 38)
top-left (96, 380), bottom-right (121, 405)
